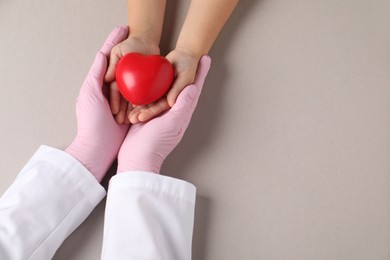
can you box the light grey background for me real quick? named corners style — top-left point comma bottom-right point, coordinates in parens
top-left (1, 0), bottom-right (390, 259)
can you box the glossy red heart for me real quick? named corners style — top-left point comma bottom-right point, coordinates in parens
top-left (115, 53), bottom-right (174, 106)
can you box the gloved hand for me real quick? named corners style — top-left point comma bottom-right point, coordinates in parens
top-left (117, 56), bottom-right (211, 174)
top-left (66, 26), bottom-right (130, 182)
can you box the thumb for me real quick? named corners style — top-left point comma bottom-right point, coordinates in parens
top-left (88, 51), bottom-right (108, 81)
top-left (171, 84), bottom-right (198, 113)
top-left (100, 26), bottom-right (128, 56)
top-left (81, 51), bottom-right (107, 96)
top-left (167, 72), bottom-right (195, 107)
top-left (193, 55), bottom-right (212, 91)
top-left (101, 25), bottom-right (129, 82)
top-left (170, 55), bottom-right (212, 113)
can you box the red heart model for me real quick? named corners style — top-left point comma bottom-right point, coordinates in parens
top-left (115, 53), bottom-right (174, 106)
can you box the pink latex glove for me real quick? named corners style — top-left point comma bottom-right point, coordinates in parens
top-left (66, 26), bottom-right (130, 182)
top-left (117, 56), bottom-right (211, 174)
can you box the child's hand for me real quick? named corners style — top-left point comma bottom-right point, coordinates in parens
top-left (117, 56), bottom-right (211, 173)
top-left (128, 48), bottom-right (202, 124)
top-left (105, 36), bottom-right (160, 124)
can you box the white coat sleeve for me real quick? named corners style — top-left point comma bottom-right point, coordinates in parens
top-left (0, 145), bottom-right (106, 260)
top-left (101, 172), bottom-right (196, 260)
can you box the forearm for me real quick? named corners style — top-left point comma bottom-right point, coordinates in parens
top-left (176, 0), bottom-right (239, 57)
top-left (127, 0), bottom-right (167, 45)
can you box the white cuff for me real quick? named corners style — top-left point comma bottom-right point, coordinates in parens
top-left (101, 172), bottom-right (196, 260)
top-left (0, 145), bottom-right (106, 260)
top-left (109, 171), bottom-right (196, 204)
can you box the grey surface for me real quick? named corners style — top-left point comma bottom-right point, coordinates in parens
top-left (1, 0), bottom-right (390, 259)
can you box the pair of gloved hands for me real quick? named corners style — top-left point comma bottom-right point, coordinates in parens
top-left (65, 26), bottom-right (211, 181)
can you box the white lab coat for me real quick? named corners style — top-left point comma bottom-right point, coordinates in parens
top-left (0, 146), bottom-right (196, 260)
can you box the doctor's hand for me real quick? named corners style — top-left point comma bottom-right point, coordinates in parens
top-left (117, 56), bottom-right (211, 174)
top-left (66, 26), bottom-right (130, 182)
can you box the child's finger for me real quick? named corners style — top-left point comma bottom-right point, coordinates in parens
top-left (129, 104), bottom-right (150, 123)
top-left (105, 52), bottom-right (121, 82)
top-left (138, 98), bottom-right (170, 122)
top-left (124, 103), bottom-right (133, 124)
top-left (129, 109), bottom-right (141, 124)
top-left (115, 96), bottom-right (128, 124)
top-left (109, 81), bottom-right (121, 115)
